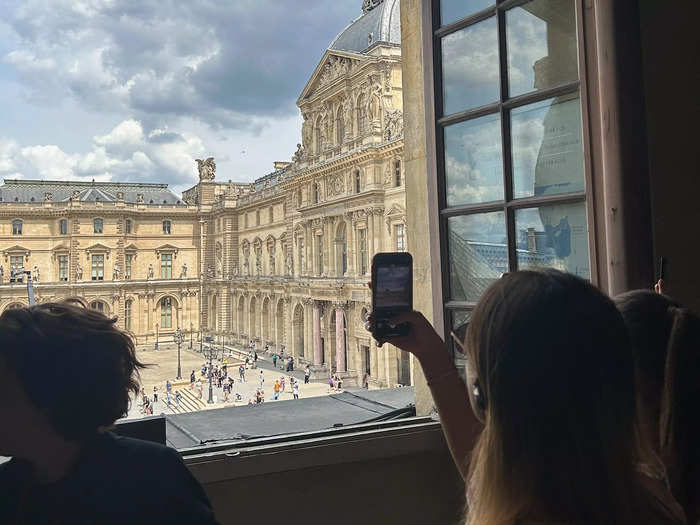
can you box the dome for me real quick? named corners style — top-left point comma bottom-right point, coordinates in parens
top-left (329, 0), bottom-right (400, 54)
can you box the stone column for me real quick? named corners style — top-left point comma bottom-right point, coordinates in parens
top-left (368, 210), bottom-right (376, 263)
top-left (346, 213), bottom-right (356, 276)
top-left (335, 307), bottom-right (346, 373)
top-left (313, 301), bottom-right (322, 366)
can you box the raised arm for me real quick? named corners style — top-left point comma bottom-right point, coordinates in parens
top-left (367, 311), bottom-right (482, 480)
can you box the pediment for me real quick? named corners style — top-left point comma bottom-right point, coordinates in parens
top-left (51, 243), bottom-right (71, 252)
top-left (84, 243), bottom-right (112, 253)
top-left (154, 244), bottom-right (179, 252)
top-left (385, 203), bottom-right (406, 217)
top-left (298, 50), bottom-right (368, 103)
top-left (2, 245), bottom-right (31, 254)
top-left (124, 243), bottom-right (138, 253)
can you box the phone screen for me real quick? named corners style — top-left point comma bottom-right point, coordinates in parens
top-left (375, 264), bottom-right (411, 310)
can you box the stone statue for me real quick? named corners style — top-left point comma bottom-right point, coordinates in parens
top-left (292, 143), bottom-right (305, 163)
top-left (112, 265), bottom-right (120, 281)
top-left (233, 264), bottom-right (239, 276)
top-left (136, 193), bottom-right (144, 203)
top-left (207, 265), bottom-right (215, 279)
top-left (367, 79), bottom-right (382, 121)
top-left (76, 262), bottom-right (83, 280)
top-left (302, 113), bottom-right (312, 149)
top-left (285, 253), bottom-right (293, 276)
top-left (71, 190), bottom-right (81, 201)
top-left (147, 264), bottom-right (154, 280)
top-left (362, 0), bottom-right (382, 14)
top-left (33, 265), bottom-right (39, 282)
top-left (343, 101), bottom-right (353, 134)
top-left (196, 157), bottom-right (216, 181)
top-left (244, 258), bottom-right (249, 276)
top-left (44, 192), bottom-right (53, 202)
top-left (0, 265), bottom-right (4, 282)
top-left (385, 109), bottom-right (404, 141)
top-left (180, 263), bottom-right (188, 278)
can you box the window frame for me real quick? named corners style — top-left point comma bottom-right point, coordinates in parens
top-left (160, 253), bottom-right (173, 279)
top-left (395, 223), bottom-right (406, 252)
top-left (12, 219), bottom-right (22, 236)
top-left (125, 254), bottom-right (133, 280)
top-left (160, 296), bottom-right (173, 329)
top-left (59, 219), bottom-right (68, 235)
top-left (429, 0), bottom-right (597, 355)
top-left (93, 218), bottom-right (103, 234)
top-left (124, 299), bottom-right (132, 331)
top-left (58, 254), bottom-right (69, 281)
top-left (125, 219), bottom-right (132, 234)
top-left (394, 160), bottom-right (402, 187)
top-left (91, 254), bottom-right (105, 281)
top-left (162, 220), bottom-right (172, 235)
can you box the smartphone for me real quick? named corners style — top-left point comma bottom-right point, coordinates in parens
top-left (371, 252), bottom-right (413, 339)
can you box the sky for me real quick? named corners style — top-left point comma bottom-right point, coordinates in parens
top-left (0, 0), bottom-right (360, 193)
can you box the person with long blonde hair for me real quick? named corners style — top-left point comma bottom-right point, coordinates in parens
top-left (370, 270), bottom-right (684, 525)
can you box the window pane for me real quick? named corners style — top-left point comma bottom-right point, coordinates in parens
top-left (440, 0), bottom-right (493, 26)
top-left (444, 113), bottom-right (503, 206)
top-left (511, 93), bottom-right (584, 198)
top-left (441, 17), bottom-right (499, 115)
top-left (447, 211), bottom-right (506, 302)
top-left (515, 201), bottom-right (589, 279)
top-left (506, 0), bottom-right (578, 98)
top-left (449, 310), bottom-right (471, 379)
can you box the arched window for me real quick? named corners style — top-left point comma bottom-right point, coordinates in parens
top-left (336, 107), bottom-right (344, 145)
top-left (161, 297), bottom-right (173, 329)
top-left (354, 170), bottom-right (361, 194)
top-left (90, 301), bottom-right (104, 312)
top-left (394, 160), bottom-right (402, 187)
top-left (359, 228), bottom-right (368, 275)
top-left (93, 218), bottom-right (103, 234)
top-left (12, 219), bottom-right (22, 235)
top-left (124, 300), bottom-right (132, 331)
top-left (59, 219), bottom-right (68, 235)
top-left (162, 220), bottom-right (171, 234)
top-left (357, 94), bottom-right (367, 134)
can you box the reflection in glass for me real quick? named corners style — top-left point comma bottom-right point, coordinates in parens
top-left (450, 310), bottom-right (471, 379)
top-left (441, 17), bottom-right (499, 116)
top-left (440, 0), bottom-right (494, 26)
top-left (511, 93), bottom-right (584, 198)
top-left (444, 113), bottom-right (503, 206)
top-left (515, 202), bottom-right (589, 279)
top-left (506, 0), bottom-right (578, 98)
top-left (448, 212), bottom-right (506, 302)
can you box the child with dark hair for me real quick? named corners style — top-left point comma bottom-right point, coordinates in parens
top-left (616, 289), bottom-right (700, 524)
top-left (0, 300), bottom-right (219, 524)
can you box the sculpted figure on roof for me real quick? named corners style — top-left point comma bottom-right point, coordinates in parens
top-left (196, 157), bottom-right (216, 181)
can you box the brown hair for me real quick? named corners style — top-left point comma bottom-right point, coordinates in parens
top-left (465, 270), bottom-right (645, 525)
top-left (0, 299), bottom-right (145, 441)
top-left (616, 290), bottom-right (700, 523)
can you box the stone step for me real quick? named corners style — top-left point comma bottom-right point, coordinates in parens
top-left (168, 386), bottom-right (207, 413)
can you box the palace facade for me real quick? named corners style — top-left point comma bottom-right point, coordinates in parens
top-left (0, 0), bottom-right (408, 387)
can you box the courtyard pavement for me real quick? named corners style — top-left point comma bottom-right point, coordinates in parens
top-left (124, 343), bottom-right (341, 419)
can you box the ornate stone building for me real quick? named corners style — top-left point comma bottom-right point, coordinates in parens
top-left (0, 0), bottom-right (407, 387)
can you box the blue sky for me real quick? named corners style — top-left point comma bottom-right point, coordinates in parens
top-left (0, 0), bottom-right (360, 192)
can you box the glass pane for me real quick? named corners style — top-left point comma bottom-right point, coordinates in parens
top-left (448, 212), bottom-right (506, 302)
top-left (440, 0), bottom-right (493, 26)
top-left (511, 93), bottom-right (584, 198)
top-left (441, 17), bottom-right (499, 115)
top-left (515, 201), bottom-right (589, 279)
top-left (450, 310), bottom-right (471, 380)
top-left (444, 113), bottom-right (503, 206)
top-left (506, 0), bottom-right (578, 98)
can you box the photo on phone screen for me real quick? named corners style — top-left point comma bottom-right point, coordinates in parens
top-left (375, 265), bottom-right (411, 310)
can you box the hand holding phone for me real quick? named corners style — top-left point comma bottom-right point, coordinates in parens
top-left (371, 252), bottom-right (413, 339)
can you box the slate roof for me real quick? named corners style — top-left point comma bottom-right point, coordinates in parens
top-left (162, 387), bottom-right (415, 449)
top-left (329, 0), bottom-right (401, 54)
top-left (0, 179), bottom-right (184, 205)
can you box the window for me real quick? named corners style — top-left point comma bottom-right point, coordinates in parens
top-left (58, 255), bottom-right (69, 281)
top-left (336, 107), bottom-right (344, 144)
top-left (125, 219), bottom-right (132, 234)
top-left (394, 160), bottom-right (402, 187)
top-left (298, 238), bottom-right (305, 274)
top-left (91, 254), bottom-right (104, 281)
top-left (10, 255), bottom-right (23, 277)
top-left (90, 301), bottom-right (104, 312)
top-left (313, 184), bottom-right (320, 204)
top-left (359, 228), bottom-right (368, 275)
top-left (162, 220), bottom-right (171, 234)
top-left (125, 254), bottom-right (133, 279)
top-left (354, 170), bottom-right (361, 193)
top-left (93, 218), bottom-right (103, 234)
top-left (316, 235), bottom-right (324, 275)
top-left (124, 300), bottom-right (132, 331)
top-left (256, 210), bottom-right (260, 226)
top-left (59, 219), bottom-right (68, 235)
top-left (433, 0), bottom-right (588, 352)
top-left (12, 219), bottom-right (22, 235)
top-left (395, 224), bottom-right (406, 252)
top-left (160, 297), bottom-right (172, 329)
top-left (296, 189), bottom-right (302, 207)
top-left (160, 253), bottom-right (172, 279)
top-left (268, 206), bottom-right (273, 223)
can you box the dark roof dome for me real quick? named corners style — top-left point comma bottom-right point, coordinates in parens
top-left (329, 0), bottom-right (400, 54)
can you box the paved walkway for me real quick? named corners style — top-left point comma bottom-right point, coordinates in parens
top-left (124, 344), bottom-right (342, 419)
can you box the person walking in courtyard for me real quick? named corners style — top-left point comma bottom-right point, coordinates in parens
top-left (165, 391), bottom-right (171, 408)
top-left (328, 375), bottom-right (335, 393)
top-left (175, 390), bottom-right (182, 406)
top-left (280, 376), bottom-right (286, 393)
top-left (152, 386), bottom-right (158, 404)
top-left (304, 365), bottom-right (310, 384)
top-left (273, 379), bottom-right (280, 400)
top-left (190, 370), bottom-right (195, 389)
top-left (293, 378), bottom-right (300, 400)
top-left (259, 370), bottom-right (264, 389)
top-left (272, 352), bottom-right (278, 368)
top-left (254, 351), bottom-right (258, 369)
top-left (239, 364), bottom-right (246, 382)
top-left (166, 380), bottom-right (172, 394)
